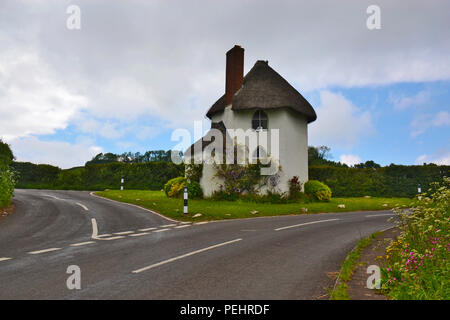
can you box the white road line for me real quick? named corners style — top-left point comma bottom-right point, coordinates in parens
top-left (70, 241), bottom-right (96, 247)
top-left (28, 248), bottom-right (61, 255)
top-left (153, 228), bottom-right (169, 233)
top-left (275, 218), bottom-right (340, 231)
top-left (129, 232), bottom-right (150, 237)
top-left (91, 218), bottom-right (98, 238)
top-left (99, 236), bottom-right (125, 240)
top-left (0, 257), bottom-right (12, 262)
top-left (96, 234), bottom-right (112, 238)
top-left (132, 238), bottom-right (243, 273)
top-left (160, 224), bottom-right (176, 227)
top-left (194, 222), bottom-right (209, 225)
top-left (174, 225), bottom-right (191, 229)
top-left (180, 222), bottom-right (192, 225)
top-left (365, 213), bottom-right (395, 218)
top-left (44, 194), bottom-right (62, 200)
top-left (138, 227), bottom-right (157, 232)
top-left (114, 231), bottom-right (134, 235)
top-left (76, 202), bottom-right (89, 211)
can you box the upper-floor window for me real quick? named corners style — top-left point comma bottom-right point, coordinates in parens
top-left (252, 110), bottom-right (268, 130)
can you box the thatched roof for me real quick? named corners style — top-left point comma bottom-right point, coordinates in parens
top-left (206, 60), bottom-right (316, 123)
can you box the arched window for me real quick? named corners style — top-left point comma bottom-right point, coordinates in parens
top-left (252, 110), bottom-right (268, 130)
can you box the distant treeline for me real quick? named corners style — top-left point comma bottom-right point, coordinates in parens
top-left (86, 150), bottom-right (181, 165)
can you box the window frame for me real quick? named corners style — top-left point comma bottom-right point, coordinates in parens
top-left (252, 110), bottom-right (268, 131)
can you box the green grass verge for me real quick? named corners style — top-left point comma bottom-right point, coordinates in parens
top-left (95, 190), bottom-right (412, 222)
top-left (330, 231), bottom-right (382, 300)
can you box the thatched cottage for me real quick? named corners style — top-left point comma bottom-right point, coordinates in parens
top-left (185, 45), bottom-right (317, 196)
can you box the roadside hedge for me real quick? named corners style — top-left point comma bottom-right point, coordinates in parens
top-left (12, 161), bottom-right (184, 191)
top-left (309, 164), bottom-right (449, 198)
top-left (0, 140), bottom-right (15, 207)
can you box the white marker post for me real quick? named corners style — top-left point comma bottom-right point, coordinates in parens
top-left (184, 187), bottom-right (188, 215)
top-left (418, 184), bottom-right (421, 194)
top-left (121, 177), bottom-right (124, 191)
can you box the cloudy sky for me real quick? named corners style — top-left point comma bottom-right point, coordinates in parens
top-left (1, 0), bottom-right (449, 168)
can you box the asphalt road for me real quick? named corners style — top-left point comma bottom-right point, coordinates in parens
top-left (0, 189), bottom-right (396, 299)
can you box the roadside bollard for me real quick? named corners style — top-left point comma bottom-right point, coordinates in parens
top-left (184, 187), bottom-right (188, 215)
top-left (121, 177), bottom-right (124, 191)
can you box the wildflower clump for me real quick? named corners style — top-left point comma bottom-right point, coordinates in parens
top-left (382, 177), bottom-right (450, 300)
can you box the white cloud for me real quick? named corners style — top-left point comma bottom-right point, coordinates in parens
top-left (415, 149), bottom-right (450, 165)
top-left (411, 111), bottom-right (450, 137)
top-left (340, 154), bottom-right (362, 167)
top-left (390, 90), bottom-right (430, 111)
top-left (9, 136), bottom-right (102, 169)
top-left (0, 49), bottom-right (87, 141)
top-left (309, 91), bottom-right (373, 149)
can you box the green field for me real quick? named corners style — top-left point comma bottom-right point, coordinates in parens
top-left (96, 190), bottom-right (412, 222)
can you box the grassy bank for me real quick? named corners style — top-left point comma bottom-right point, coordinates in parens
top-left (96, 190), bottom-right (412, 222)
top-left (330, 232), bottom-right (382, 300)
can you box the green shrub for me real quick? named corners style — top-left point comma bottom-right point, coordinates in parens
top-left (164, 176), bottom-right (186, 197)
top-left (0, 140), bottom-right (16, 208)
top-left (164, 177), bottom-right (203, 199)
top-left (0, 167), bottom-right (15, 207)
top-left (187, 181), bottom-right (203, 199)
top-left (304, 180), bottom-right (332, 201)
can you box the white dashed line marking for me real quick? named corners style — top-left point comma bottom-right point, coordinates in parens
top-left (44, 194), bottom-right (62, 200)
top-left (0, 257), bottom-right (12, 262)
top-left (28, 248), bottom-right (61, 255)
top-left (153, 228), bottom-right (169, 233)
top-left (114, 231), bottom-right (134, 235)
top-left (132, 238), bottom-right (243, 273)
top-left (76, 203), bottom-right (89, 211)
top-left (70, 241), bottom-right (96, 247)
top-left (365, 213), bottom-right (395, 218)
top-left (160, 224), bottom-right (176, 227)
top-left (174, 225), bottom-right (191, 229)
top-left (129, 232), bottom-right (150, 237)
top-left (96, 234), bottom-right (112, 238)
top-left (99, 236), bottom-right (125, 240)
top-left (275, 218), bottom-right (340, 231)
top-left (138, 227), bottom-right (157, 232)
top-left (194, 222), bottom-right (209, 225)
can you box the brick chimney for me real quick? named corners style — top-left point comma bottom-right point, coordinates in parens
top-left (225, 45), bottom-right (244, 105)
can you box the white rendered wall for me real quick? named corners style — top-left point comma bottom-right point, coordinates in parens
top-left (199, 107), bottom-right (309, 196)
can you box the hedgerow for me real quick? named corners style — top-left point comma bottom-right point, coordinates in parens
top-left (381, 177), bottom-right (450, 299)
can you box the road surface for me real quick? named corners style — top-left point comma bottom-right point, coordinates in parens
top-left (0, 189), bottom-right (396, 299)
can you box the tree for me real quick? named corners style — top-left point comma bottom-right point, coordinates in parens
top-left (354, 160), bottom-right (381, 169)
top-left (0, 140), bottom-right (14, 167)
